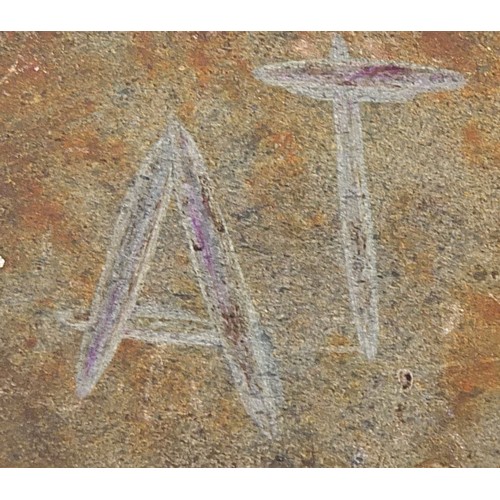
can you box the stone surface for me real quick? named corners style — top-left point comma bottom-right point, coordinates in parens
top-left (0, 31), bottom-right (498, 467)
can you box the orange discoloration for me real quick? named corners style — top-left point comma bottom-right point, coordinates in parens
top-left (108, 138), bottom-right (126, 161)
top-left (16, 182), bottom-right (64, 230)
top-left (130, 32), bottom-right (170, 80)
top-left (383, 227), bottom-right (436, 283)
top-left (420, 32), bottom-right (476, 73)
top-left (110, 339), bottom-right (151, 393)
top-left (112, 340), bottom-right (154, 396)
top-left (252, 132), bottom-right (304, 193)
top-left (35, 297), bottom-right (57, 310)
top-left (174, 251), bottom-right (190, 267)
top-left (468, 293), bottom-right (500, 324)
top-left (0, 56), bottom-right (48, 90)
top-left (328, 334), bottom-right (351, 347)
top-left (244, 128), bottom-right (310, 235)
top-left (24, 336), bottom-right (38, 350)
top-left (307, 211), bottom-right (327, 228)
top-left (188, 46), bottom-right (213, 88)
top-left (266, 131), bottom-right (302, 166)
top-left (291, 33), bottom-right (325, 59)
top-left (234, 57), bottom-right (251, 75)
top-left (405, 250), bottom-right (435, 285)
top-left (178, 100), bottom-right (196, 122)
top-left (462, 120), bottom-right (500, 170)
top-left (63, 131), bottom-right (102, 161)
top-left (419, 31), bottom-right (499, 99)
top-left (464, 120), bottom-right (481, 144)
top-left (62, 130), bottom-right (125, 163)
top-left (442, 292), bottom-right (500, 419)
top-left (247, 130), bottom-right (305, 198)
top-left (324, 334), bottom-right (357, 359)
top-left (70, 273), bottom-right (97, 304)
top-left (0, 32), bottom-right (17, 42)
top-left (273, 209), bottom-right (327, 234)
top-left (116, 337), bottom-right (145, 360)
top-left (0, 176), bottom-right (80, 273)
top-left (37, 352), bottom-right (70, 385)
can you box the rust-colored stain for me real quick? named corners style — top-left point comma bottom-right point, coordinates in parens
top-left (420, 32), bottom-right (499, 101)
top-left (442, 292), bottom-right (500, 417)
top-left (129, 32), bottom-right (171, 80)
top-left (417, 292), bottom-right (500, 467)
top-left (248, 130), bottom-right (305, 194)
top-left (241, 125), bottom-right (315, 238)
top-left (379, 190), bottom-right (438, 284)
top-left (17, 182), bottom-right (65, 232)
top-left (462, 120), bottom-right (500, 170)
top-left (24, 336), bottom-right (38, 350)
top-left (420, 32), bottom-right (476, 73)
top-left (0, 177), bottom-right (77, 268)
top-left (36, 350), bottom-right (72, 387)
top-left (306, 211), bottom-right (327, 229)
top-left (62, 130), bottom-right (125, 162)
top-left (188, 45), bottom-right (214, 88)
top-left (290, 32), bottom-right (327, 59)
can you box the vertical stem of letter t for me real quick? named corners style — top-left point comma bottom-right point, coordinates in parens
top-left (332, 91), bottom-right (379, 359)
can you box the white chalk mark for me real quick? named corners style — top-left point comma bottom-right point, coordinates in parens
top-left (0, 255), bottom-right (5, 269)
top-left (254, 33), bottom-right (466, 359)
top-left (441, 303), bottom-right (463, 336)
top-left (253, 56), bottom-right (464, 103)
top-left (125, 329), bottom-right (221, 347)
top-left (330, 34), bottom-right (350, 62)
top-left (488, 293), bottom-right (500, 306)
top-left (330, 36), bottom-right (379, 356)
top-left (55, 310), bottom-right (88, 331)
top-left (333, 93), bottom-right (379, 359)
top-left (132, 303), bottom-right (212, 325)
top-left (68, 117), bottom-right (282, 439)
top-left (60, 307), bottom-right (219, 344)
top-left (169, 119), bottom-right (283, 438)
top-left (76, 126), bottom-right (176, 398)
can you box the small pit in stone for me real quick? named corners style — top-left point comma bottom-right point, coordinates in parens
top-left (398, 369), bottom-right (413, 390)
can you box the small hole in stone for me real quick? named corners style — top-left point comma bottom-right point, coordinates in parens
top-left (398, 369), bottom-right (413, 390)
top-left (192, 241), bottom-right (203, 251)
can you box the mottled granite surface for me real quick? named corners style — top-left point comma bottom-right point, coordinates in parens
top-left (0, 32), bottom-right (498, 467)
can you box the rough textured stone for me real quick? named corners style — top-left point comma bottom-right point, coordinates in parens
top-left (0, 31), bottom-right (498, 467)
